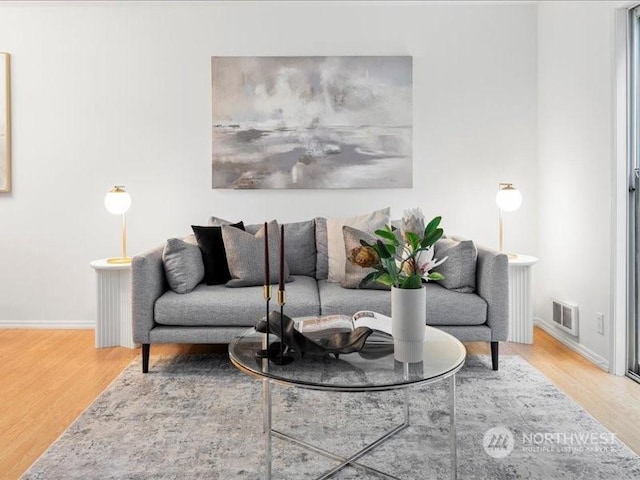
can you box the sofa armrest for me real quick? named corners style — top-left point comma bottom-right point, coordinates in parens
top-left (132, 244), bottom-right (167, 344)
top-left (475, 245), bottom-right (509, 341)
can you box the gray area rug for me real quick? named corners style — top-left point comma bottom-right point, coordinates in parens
top-left (23, 354), bottom-right (640, 479)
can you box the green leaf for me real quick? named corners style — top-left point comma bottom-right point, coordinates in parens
top-left (427, 271), bottom-right (444, 281)
top-left (401, 275), bottom-right (423, 289)
top-left (381, 256), bottom-right (397, 276)
top-left (358, 271), bottom-right (380, 288)
top-left (376, 240), bottom-right (391, 259)
top-left (359, 239), bottom-right (372, 247)
top-left (375, 229), bottom-right (399, 246)
top-left (377, 239), bottom-right (398, 258)
top-left (422, 228), bottom-right (444, 248)
top-left (405, 231), bottom-right (420, 251)
top-left (424, 216), bottom-right (441, 237)
top-left (376, 273), bottom-right (395, 286)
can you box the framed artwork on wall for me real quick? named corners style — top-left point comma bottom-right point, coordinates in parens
top-left (0, 52), bottom-right (10, 193)
top-left (211, 56), bottom-right (412, 189)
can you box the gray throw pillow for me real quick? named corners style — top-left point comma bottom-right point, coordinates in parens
top-left (341, 226), bottom-right (389, 290)
top-left (245, 220), bottom-right (316, 277)
top-left (162, 237), bottom-right (205, 294)
top-left (212, 216), bottom-right (316, 277)
top-left (221, 220), bottom-right (293, 288)
top-left (432, 238), bottom-right (477, 293)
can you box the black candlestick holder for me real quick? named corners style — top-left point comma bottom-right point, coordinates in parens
top-left (269, 290), bottom-right (294, 365)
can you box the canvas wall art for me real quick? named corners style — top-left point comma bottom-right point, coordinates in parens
top-left (0, 53), bottom-right (10, 193)
top-left (211, 56), bottom-right (412, 189)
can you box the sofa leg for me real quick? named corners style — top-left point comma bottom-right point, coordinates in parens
top-left (142, 344), bottom-right (150, 373)
top-left (491, 342), bottom-right (499, 371)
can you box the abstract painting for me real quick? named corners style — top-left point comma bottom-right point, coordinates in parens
top-left (211, 56), bottom-right (412, 189)
top-left (0, 53), bottom-right (10, 193)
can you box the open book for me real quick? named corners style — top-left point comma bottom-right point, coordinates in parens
top-left (296, 311), bottom-right (393, 345)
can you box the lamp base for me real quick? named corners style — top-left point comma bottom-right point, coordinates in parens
top-left (106, 256), bottom-right (132, 265)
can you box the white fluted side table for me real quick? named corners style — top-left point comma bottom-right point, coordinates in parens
top-left (507, 254), bottom-right (538, 344)
top-left (90, 259), bottom-right (135, 348)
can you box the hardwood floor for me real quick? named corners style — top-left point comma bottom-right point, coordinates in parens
top-left (1, 327), bottom-right (639, 479)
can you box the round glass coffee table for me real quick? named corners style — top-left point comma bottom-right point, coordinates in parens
top-left (229, 325), bottom-right (466, 480)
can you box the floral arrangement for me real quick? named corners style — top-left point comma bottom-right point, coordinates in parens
top-left (348, 209), bottom-right (447, 289)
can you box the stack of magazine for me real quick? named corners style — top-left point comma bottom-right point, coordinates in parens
top-left (296, 311), bottom-right (393, 345)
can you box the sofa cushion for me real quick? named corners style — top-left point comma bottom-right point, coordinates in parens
top-left (246, 220), bottom-right (316, 278)
top-left (192, 222), bottom-right (245, 285)
top-left (222, 220), bottom-right (293, 287)
top-left (318, 281), bottom-right (487, 326)
top-left (155, 275), bottom-right (320, 327)
top-left (162, 237), bottom-right (205, 294)
top-left (433, 238), bottom-right (477, 293)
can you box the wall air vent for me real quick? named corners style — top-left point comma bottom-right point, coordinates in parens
top-left (551, 298), bottom-right (579, 336)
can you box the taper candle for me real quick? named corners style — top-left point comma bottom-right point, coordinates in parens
top-left (264, 222), bottom-right (270, 286)
top-left (279, 224), bottom-right (285, 292)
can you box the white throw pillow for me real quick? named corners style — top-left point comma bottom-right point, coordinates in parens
top-left (326, 207), bottom-right (390, 283)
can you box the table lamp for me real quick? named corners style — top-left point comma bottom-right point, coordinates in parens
top-left (495, 183), bottom-right (522, 256)
top-left (104, 185), bottom-right (132, 264)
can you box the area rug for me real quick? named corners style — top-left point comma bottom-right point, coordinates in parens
top-left (23, 354), bottom-right (640, 479)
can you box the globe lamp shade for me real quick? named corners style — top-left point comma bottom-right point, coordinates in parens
top-left (104, 186), bottom-right (131, 215)
top-left (495, 185), bottom-right (522, 212)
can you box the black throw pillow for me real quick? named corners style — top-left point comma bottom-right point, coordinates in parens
top-left (192, 222), bottom-right (245, 285)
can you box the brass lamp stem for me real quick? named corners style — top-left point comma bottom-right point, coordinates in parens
top-left (499, 209), bottom-right (504, 253)
top-left (107, 212), bottom-right (132, 264)
top-left (122, 212), bottom-right (127, 259)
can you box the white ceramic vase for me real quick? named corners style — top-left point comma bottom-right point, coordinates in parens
top-left (391, 286), bottom-right (426, 363)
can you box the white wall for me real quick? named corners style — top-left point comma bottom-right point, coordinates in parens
top-left (0, 2), bottom-right (537, 324)
top-left (537, 1), bottom-right (616, 367)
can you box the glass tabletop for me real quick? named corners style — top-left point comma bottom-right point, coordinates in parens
top-left (229, 325), bottom-right (466, 392)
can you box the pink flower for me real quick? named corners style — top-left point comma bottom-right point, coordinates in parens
top-left (415, 248), bottom-right (447, 279)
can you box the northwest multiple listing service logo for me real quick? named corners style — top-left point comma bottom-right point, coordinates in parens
top-left (483, 427), bottom-right (515, 458)
top-left (483, 426), bottom-right (616, 458)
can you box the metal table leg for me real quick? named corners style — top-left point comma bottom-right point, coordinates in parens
top-left (262, 369), bottom-right (457, 480)
top-left (262, 331), bottom-right (272, 480)
top-left (263, 378), bottom-right (272, 479)
top-left (273, 425), bottom-right (406, 480)
top-left (450, 374), bottom-right (457, 480)
top-left (272, 375), bottom-right (412, 480)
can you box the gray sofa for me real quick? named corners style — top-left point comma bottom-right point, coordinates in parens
top-left (132, 221), bottom-right (508, 372)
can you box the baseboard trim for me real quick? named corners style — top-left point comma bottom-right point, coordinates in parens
top-left (534, 317), bottom-right (609, 372)
top-left (0, 320), bottom-right (94, 329)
